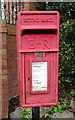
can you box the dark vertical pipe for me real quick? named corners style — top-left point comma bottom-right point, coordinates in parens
top-left (32, 107), bottom-right (40, 120)
top-left (12, 1), bottom-right (14, 24)
top-left (15, 2), bottom-right (17, 21)
top-left (4, 0), bottom-right (6, 19)
top-left (19, 0), bottom-right (20, 11)
top-left (0, 1), bottom-right (1, 19)
top-left (22, 0), bottom-right (24, 10)
top-left (8, 0), bottom-right (10, 23)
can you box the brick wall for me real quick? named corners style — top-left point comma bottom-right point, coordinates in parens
top-left (7, 2), bottom-right (37, 98)
top-left (7, 24), bottom-right (17, 98)
top-left (25, 2), bottom-right (37, 10)
top-left (0, 20), bottom-right (8, 118)
top-left (7, 2), bottom-right (38, 99)
top-left (0, 2), bottom-right (38, 119)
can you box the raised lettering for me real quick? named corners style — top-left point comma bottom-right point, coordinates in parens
top-left (22, 17), bottom-right (54, 23)
top-left (36, 40), bottom-right (42, 46)
top-left (48, 18), bottom-right (54, 22)
top-left (29, 40), bottom-right (35, 49)
top-left (28, 38), bottom-right (50, 49)
top-left (43, 40), bottom-right (50, 49)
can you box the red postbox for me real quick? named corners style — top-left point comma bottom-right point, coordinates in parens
top-left (17, 11), bottom-right (59, 107)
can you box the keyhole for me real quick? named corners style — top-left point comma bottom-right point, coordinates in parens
top-left (28, 78), bottom-right (30, 80)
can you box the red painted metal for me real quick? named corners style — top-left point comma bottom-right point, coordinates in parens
top-left (16, 11), bottom-right (59, 107)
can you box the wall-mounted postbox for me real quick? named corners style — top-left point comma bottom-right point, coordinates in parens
top-left (17, 11), bottom-right (59, 107)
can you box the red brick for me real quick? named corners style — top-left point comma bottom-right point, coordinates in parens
top-left (0, 110), bottom-right (2, 115)
top-left (1, 65), bottom-right (7, 69)
top-left (8, 60), bottom-right (16, 66)
top-left (0, 49), bottom-right (7, 55)
top-left (7, 52), bottom-right (17, 57)
top-left (7, 44), bottom-right (16, 49)
top-left (25, 2), bottom-right (36, 11)
top-left (0, 75), bottom-right (7, 80)
top-left (0, 54), bottom-right (2, 59)
top-left (9, 87), bottom-right (18, 92)
top-left (0, 19), bottom-right (6, 27)
top-left (0, 20), bottom-right (11, 119)
top-left (0, 79), bottom-right (2, 84)
top-left (0, 60), bottom-right (7, 66)
top-left (2, 99), bottom-right (8, 107)
top-left (0, 33), bottom-right (6, 38)
top-left (0, 65), bottom-right (2, 69)
top-left (9, 85), bottom-right (18, 91)
top-left (0, 38), bottom-right (7, 44)
top-left (0, 49), bottom-right (2, 54)
top-left (0, 70), bottom-right (8, 75)
top-left (0, 54), bottom-right (7, 59)
top-left (2, 89), bottom-right (8, 95)
top-left (0, 85), bottom-right (2, 89)
top-left (2, 109), bottom-right (8, 118)
top-left (7, 35), bottom-right (16, 44)
top-left (7, 48), bottom-right (16, 53)
top-left (2, 49), bottom-right (7, 54)
top-left (2, 55), bottom-right (7, 59)
top-left (8, 79), bottom-right (17, 84)
top-left (9, 91), bottom-right (18, 98)
top-left (2, 60), bottom-right (7, 65)
top-left (0, 27), bottom-right (7, 33)
top-left (2, 84), bottom-right (8, 89)
top-left (0, 90), bottom-right (2, 97)
top-left (3, 70), bottom-right (8, 74)
top-left (8, 57), bottom-right (17, 62)
top-left (0, 99), bottom-right (2, 106)
top-left (0, 44), bottom-right (6, 49)
top-left (1, 79), bottom-right (8, 85)
top-left (2, 101), bottom-right (8, 111)
top-left (2, 104), bottom-right (8, 110)
top-left (2, 92), bottom-right (8, 99)
top-left (0, 70), bottom-right (2, 74)
top-left (0, 114), bottom-right (2, 119)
